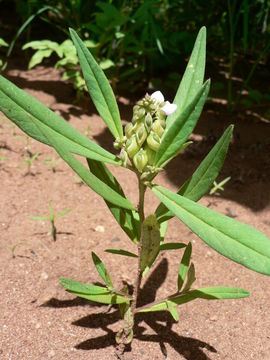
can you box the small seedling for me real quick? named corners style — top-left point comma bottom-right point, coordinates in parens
top-left (19, 151), bottom-right (40, 175)
top-left (30, 201), bottom-right (71, 241)
top-left (44, 155), bottom-right (61, 172)
top-left (1, 27), bottom-right (270, 357)
top-left (210, 176), bottom-right (231, 195)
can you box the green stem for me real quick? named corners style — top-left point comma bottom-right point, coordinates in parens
top-left (131, 175), bottom-right (146, 315)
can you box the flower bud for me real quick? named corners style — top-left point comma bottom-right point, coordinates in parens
top-left (119, 149), bottom-right (128, 167)
top-left (144, 145), bottom-right (156, 165)
top-left (147, 131), bottom-right (161, 151)
top-left (125, 123), bottom-right (134, 139)
top-left (144, 113), bottom-right (153, 132)
top-left (136, 124), bottom-right (147, 146)
top-left (133, 149), bottom-right (148, 173)
top-left (152, 119), bottom-right (165, 138)
top-left (126, 135), bottom-right (139, 158)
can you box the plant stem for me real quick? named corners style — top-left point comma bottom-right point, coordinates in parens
top-left (131, 175), bottom-right (146, 315)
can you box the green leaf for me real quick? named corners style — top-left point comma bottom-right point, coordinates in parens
top-left (155, 125), bottom-right (233, 223)
top-left (152, 185), bottom-right (270, 275)
top-left (55, 209), bottom-right (72, 221)
top-left (160, 243), bottom-right (186, 251)
top-left (138, 287), bottom-right (249, 313)
top-left (105, 248), bottom-right (138, 258)
top-left (154, 80), bottom-right (210, 168)
top-left (59, 278), bottom-right (129, 304)
top-left (30, 117), bottom-right (134, 210)
top-left (69, 28), bottom-right (123, 140)
top-left (183, 263), bottom-right (196, 292)
top-left (167, 302), bottom-right (179, 321)
top-left (0, 75), bottom-right (119, 165)
top-left (178, 242), bottom-right (192, 291)
top-left (87, 159), bottom-right (140, 243)
top-left (0, 38), bottom-right (8, 47)
top-left (92, 252), bottom-right (114, 289)
top-left (29, 215), bottom-right (49, 221)
top-left (167, 27), bottom-right (206, 129)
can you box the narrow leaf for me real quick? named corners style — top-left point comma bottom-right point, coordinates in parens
top-left (0, 75), bottom-right (118, 165)
top-left (31, 117), bottom-right (134, 210)
top-left (160, 243), bottom-right (186, 251)
top-left (87, 159), bottom-right (140, 243)
top-left (178, 242), bottom-right (192, 291)
top-left (70, 28), bottom-right (123, 139)
top-left (105, 248), bottom-right (138, 258)
top-left (183, 263), bottom-right (196, 292)
top-left (155, 125), bottom-right (233, 223)
top-left (138, 287), bottom-right (249, 313)
top-left (92, 252), bottom-right (114, 289)
top-left (167, 302), bottom-right (179, 321)
top-left (55, 209), bottom-right (72, 221)
top-left (167, 27), bottom-right (206, 128)
top-left (155, 80), bottom-right (210, 168)
top-left (152, 185), bottom-right (270, 275)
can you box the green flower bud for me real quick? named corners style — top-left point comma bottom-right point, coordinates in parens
top-left (126, 135), bottom-right (139, 158)
top-left (144, 145), bottom-right (156, 165)
top-left (147, 131), bottom-right (161, 151)
top-left (137, 108), bottom-right (146, 118)
top-left (119, 149), bottom-right (128, 167)
top-left (144, 113), bottom-right (153, 132)
top-left (152, 119), bottom-right (165, 138)
top-left (135, 124), bottom-right (147, 146)
top-left (125, 123), bottom-right (134, 139)
top-left (133, 149), bottom-right (148, 173)
top-left (113, 136), bottom-right (127, 150)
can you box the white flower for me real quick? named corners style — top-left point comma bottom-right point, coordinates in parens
top-left (150, 91), bottom-right (177, 116)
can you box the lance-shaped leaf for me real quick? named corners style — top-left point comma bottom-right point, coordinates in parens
top-left (183, 263), bottom-right (196, 292)
top-left (160, 243), bottom-right (186, 251)
top-left (92, 252), bottom-right (114, 289)
top-left (167, 302), bottom-right (179, 321)
top-left (177, 242), bottom-right (192, 291)
top-left (0, 75), bottom-right (118, 165)
top-left (70, 28), bottom-right (123, 140)
top-left (30, 117), bottom-right (134, 210)
top-left (140, 214), bottom-right (161, 273)
top-left (155, 125), bottom-right (233, 223)
top-left (105, 248), bottom-right (138, 258)
top-left (59, 278), bottom-right (129, 304)
top-left (154, 80), bottom-right (210, 168)
top-left (87, 159), bottom-right (140, 243)
top-left (137, 287), bottom-right (249, 313)
top-left (152, 185), bottom-right (270, 275)
top-left (167, 27), bottom-right (206, 129)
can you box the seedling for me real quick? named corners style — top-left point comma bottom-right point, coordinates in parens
top-left (1, 27), bottom-right (270, 357)
top-left (30, 201), bottom-right (71, 241)
top-left (209, 176), bottom-right (231, 195)
top-left (44, 155), bottom-right (61, 172)
top-left (19, 151), bottom-right (40, 175)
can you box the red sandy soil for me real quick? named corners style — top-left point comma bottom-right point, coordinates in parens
top-left (0, 65), bottom-right (270, 360)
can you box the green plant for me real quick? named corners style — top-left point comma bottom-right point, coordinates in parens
top-left (0, 38), bottom-right (8, 71)
top-left (209, 176), bottom-right (231, 195)
top-left (0, 27), bottom-right (270, 356)
top-left (19, 151), bottom-right (40, 175)
top-left (44, 155), bottom-right (61, 172)
top-left (30, 201), bottom-right (71, 241)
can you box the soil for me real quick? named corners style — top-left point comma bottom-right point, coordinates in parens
top-left (0, 65), bottom-right (270, 360)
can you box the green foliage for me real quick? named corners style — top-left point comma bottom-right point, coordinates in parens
top-left (1, 26), bottom-right (270, 352)
top-left (0, 38), bottom-right (8, 71)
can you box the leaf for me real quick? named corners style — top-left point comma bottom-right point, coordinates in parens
top-left (140, 214), bottom-right (161, 273)
top-left (154, 80), bottom-right (210, 168)
top-left (167, 27), bottom-right (206, 128)
top-left (155, 125), bottom-right (234, 223)
top-left (29, 215), bottom-right (48, 221)
top-left (160, 243), bottom-right (186, 251)
top-left (92, 252), bottom-right (114, 289)
top-left (59, 278), bottom-right (129, 304)
top-left (137, 287), bottom-right (249, 313)
top-left (55, 209), bottom-right (72, 221)
top-left (183, 263), bottom-right (196, 292)
top-left (70, 28), bottom-right (123, 140)
top-left (152, 185), bottom-right (270, 275)
top-left (167, 302), bottom-right (179, 321)
top-left (30, 117), bottom-right (134, 209)
top-left (178, 242), bottom-right (192, 291)
top-left (105, 249), bottom-right (138, 258)
top-left (0, 75), bottom-right (119, 165)
top-left (87, 159), bottom-right (140, 243)
top-left (0, 38), bottom-right (8, 47)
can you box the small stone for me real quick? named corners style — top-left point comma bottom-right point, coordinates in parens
top-left (210, 315), bottom-right (218, 321)
top-left (48, 349), bottom-right (55, 358)
top-left (95, 225), bottom-right (105, 233)
top-left (35, 323), bottom-right (41, 329)
top-left (41, 272), bottom-right (48, 280)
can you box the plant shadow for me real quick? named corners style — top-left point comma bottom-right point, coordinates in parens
top-left (46, 258), bottom-right (217, 359)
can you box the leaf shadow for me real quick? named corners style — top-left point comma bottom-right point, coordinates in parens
top-left (70, 258), bottom-right (217, 359)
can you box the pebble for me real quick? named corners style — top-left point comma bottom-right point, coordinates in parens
top-left (35, 323), bottom-right (41, 329)
top-left (95, 225), bottom-right (105, 233)
top-left (41, 272), bottom-right (48, 280)
top-left (210, 315), bottom-right (218, 321)
top-left (48, 349), bottom-right (55, 358)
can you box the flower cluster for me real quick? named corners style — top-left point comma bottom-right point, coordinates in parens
top-left (115, 91), bottom-right (177, 175)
